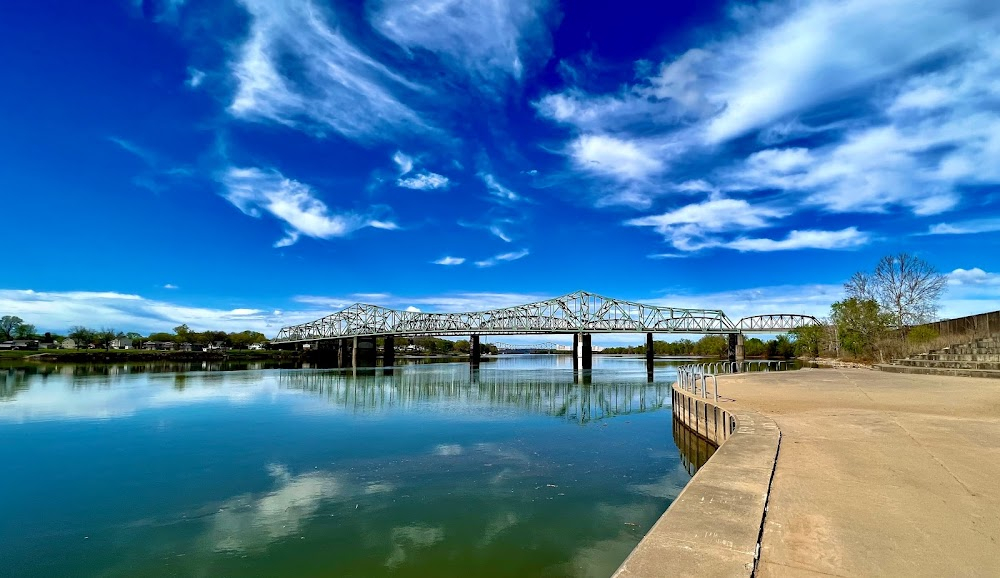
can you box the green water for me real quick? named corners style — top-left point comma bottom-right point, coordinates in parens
top-left (1, 356), bottom-right (697, 577)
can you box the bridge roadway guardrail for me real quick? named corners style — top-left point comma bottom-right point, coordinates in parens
top-left (676, 360), bottom-right (789, 403)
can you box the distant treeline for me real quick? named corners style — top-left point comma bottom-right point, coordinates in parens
top-left (602, 335), bottom-right (797, 358)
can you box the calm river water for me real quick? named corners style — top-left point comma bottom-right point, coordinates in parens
top-left (1, 355), bottom-right (702, 577)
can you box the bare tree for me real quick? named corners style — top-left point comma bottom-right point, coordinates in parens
top-left (846, 253), bottom-right (946, 330)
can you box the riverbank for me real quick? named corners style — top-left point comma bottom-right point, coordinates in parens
top-left (1, 349), bottom-right (302, 363)
top-left (714, 368), bottom-right (999, 576)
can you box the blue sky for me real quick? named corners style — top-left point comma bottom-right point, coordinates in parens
top-left (2, 0), bottom-right (999, 341)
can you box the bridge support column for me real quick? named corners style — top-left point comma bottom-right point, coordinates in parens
top-left (728, 333), bottom-right (745, 368)
top-left (646, 332), bottom-right (655, 382)
top-left (337, 339), bottom-right (350, 368)
top-left (572, 334), bottom-right (580, 371)
top-left (470, 335), bottom-right (481, 368)
top-left (577, 333), bottom-right (592, 371)
top-left (353, 336), bottom-right (376, 368)
top-left (383, 336), bottom-right (395, 367)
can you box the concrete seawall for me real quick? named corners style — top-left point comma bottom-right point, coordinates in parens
top-left (614, 384), bottom-right (781, 577)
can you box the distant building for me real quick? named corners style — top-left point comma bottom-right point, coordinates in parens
top-left (142, 341), bottom-right (176, 351)
top-left (11, 340), bottom-right (39, 351)
top-left (247, 342), bottom-right (266, 350)
top-left (38, 342), bottom-right (56, 350)
top-left (0, 341), bottom-right (12, 350)
top-left (60, 338), bottom-right (77, 349)
top-left (111, 338), bottom-right (133, 350)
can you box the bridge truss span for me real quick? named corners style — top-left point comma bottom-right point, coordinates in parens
top-left (273, 291), bottom-right (819, 343)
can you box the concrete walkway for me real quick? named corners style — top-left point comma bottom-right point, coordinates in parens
top-left (719, 368), bottom-right (1000, 576)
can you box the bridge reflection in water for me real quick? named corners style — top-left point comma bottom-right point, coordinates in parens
top-left (276, 364), bottom-right (675, 424)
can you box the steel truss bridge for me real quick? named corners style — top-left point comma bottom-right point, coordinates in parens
top-left (273, 291), bottom-right (818, 343)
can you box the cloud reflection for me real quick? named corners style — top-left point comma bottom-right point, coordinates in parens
top-left (208, 464), bottom-right (341, 553)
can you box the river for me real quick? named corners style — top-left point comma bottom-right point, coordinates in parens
top-left (0, 355), bottom-right (706, 577)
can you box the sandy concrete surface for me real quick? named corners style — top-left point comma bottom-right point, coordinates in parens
top-left (719, 367), bottom-right (1000, 577)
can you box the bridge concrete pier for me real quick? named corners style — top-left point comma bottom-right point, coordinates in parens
top-left (470, 335), bottom-right (481, 367)
top-left (727, 333), bottom-right (745, 367)
top-left (337, 339), bottom-right (350, 368)
top-left (576, 332), bottom-right (592, 371)
top-left (383, 336), bottom-right (395, 367)
top-left (352, 336), bottom-right (376, 369)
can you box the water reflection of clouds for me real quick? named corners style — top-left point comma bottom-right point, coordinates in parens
top-left (0, 373), bottom-right (286, 423)
top-left (385, 525), bottom-right (445, 568)
top-left (208, 464), bottom-right (342, 553)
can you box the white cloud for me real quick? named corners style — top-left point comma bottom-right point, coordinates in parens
top-left (535, 0), bottom-right (1000, 216)
top-left (164, 284), bottom-right (179, 290)
top-left (405, 306), bottom-right (421, 312)
top-left (433, 256), bottom-right (465, 266)
top-left (368, 0), bottom-right (552, 87)
top-left (724, 227), bottom-right (869, 252)
top-left (221, 166), bottom-right (393, 247)
top-left (228, 0), bottom-right (426, 141)
top-left (948, 268), bottom-right (999, 287)
top-left (474, 249), bottom-right (529, 268)
top-left (0, 289), bottom-right (305, 334)
top-left (480, 173), bottom-right (520, 202)
top-left (626, 198), bottom-right (787, 251)
top-left (397, 172), bottom-right (449, 190)
top-left (568, 135), bottom-right (664, 181)
top-left (293, 291), bottom-right (544, 313)
top-left (489, 225), bottom-right (512, 243)
top-left (185, 67), bottom-right (205, 88)
top-left (928, 219), bottom-right (1000, 235)
top-left (392, 151), bottom-right (414, 175)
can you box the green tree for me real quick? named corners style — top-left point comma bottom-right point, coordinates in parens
top-left (174, 324), bottom-right (191, 342)
top-left (790, 324), bottom-right (825, 357)
top-left (453, 339), bottom-right (470, 353)
top-left (14, 323), bottom-right (37, 340)
top-left (148, 332), bottom-right (176, 343)
top-left (1, 315), bottom-right (24, 340)
top-left (830, 298), bottom-right (892, 359)
top-left (97, 328), bottom-right (124, 351)
top-left (68, 326), bottom-right (96, 349)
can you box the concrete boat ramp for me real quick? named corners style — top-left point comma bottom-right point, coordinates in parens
top-left (616, 368), bottom-right (1000, 577)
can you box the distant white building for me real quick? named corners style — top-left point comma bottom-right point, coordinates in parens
top-left (60, 338), bottom-right (77, 349)
top-left (111, 338), bottom-right (133, 350)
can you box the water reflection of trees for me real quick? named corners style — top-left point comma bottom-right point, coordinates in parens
top-left (277, 368), bottom-right (673, 423)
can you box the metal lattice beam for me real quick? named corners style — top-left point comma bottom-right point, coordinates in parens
top-left (272, 290), bottom-right (818, 342)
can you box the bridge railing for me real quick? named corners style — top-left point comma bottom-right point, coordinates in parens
top-left (675, 360), bottom-right (791, 402)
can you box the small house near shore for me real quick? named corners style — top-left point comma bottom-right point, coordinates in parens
top-left (60, 338), bottom-right (77, 349)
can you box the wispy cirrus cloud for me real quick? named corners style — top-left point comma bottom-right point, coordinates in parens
top-left (625, 198), bottom-right (787, 252)
top-left (724, 227), bottom-right (869, 252)
top-left (397, 172), bottom-right (449, 190)
top-left (433, 256), bottom-right (465, 266)
top-left (537, 0), bottom-right (1000, 233)
top-left (220, 167), bottom-right (395, 247)
top-left (228, 0), bottom-right (427, 142)
top-left (926, 218), bottom-right (1000, 235)
top-left (368, 0), bottom-right (553, 88)
top-left (474, 249), bottom-right (529, 268)
top-left (479, 173), bottom-right (521, 202)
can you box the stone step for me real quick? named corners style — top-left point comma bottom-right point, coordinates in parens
top-left (940, 348), bottom-right (1000, 355)
top-left (876, 364), bottom-right (1000, 379)
top-left (924, 353), bottom-right (1000, 362)
top-left (898, 359), bottom-right (1000, 370)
